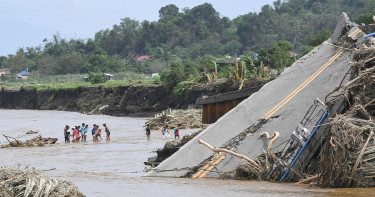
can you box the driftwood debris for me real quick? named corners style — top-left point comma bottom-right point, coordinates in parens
top-left (145, 108), bottom-right (202, 130)
top-left (0, 166), bottom-right (84, 197)
top-left (319, 44), bottom-right (375, 188)
top-left (297, 174), bottom-right (319, 184)
top-left (347, 130), bottom-right (374, 187)
top-left (259, 131), bottom-right (280, 153)
top-left (1, 134), bottom-right (58, 148)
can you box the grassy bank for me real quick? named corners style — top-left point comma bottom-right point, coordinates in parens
top-left (2, 71), bottom-right (161, 91)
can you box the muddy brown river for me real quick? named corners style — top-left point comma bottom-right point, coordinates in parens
top-left (1, 109), bottom-right (375, 196)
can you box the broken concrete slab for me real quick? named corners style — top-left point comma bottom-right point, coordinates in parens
top-left (198, 46), bottom-right (352, 179)
top-left (146, 41), bottom-right (352, 178)
top-left (332, 12), bottom-right (355, 45)
top-left (146, 14), bottom-right (356, 178)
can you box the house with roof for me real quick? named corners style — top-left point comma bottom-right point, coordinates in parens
top-left (0, 68), bottom-right (10, 77)
top-left (137, 55), bottom-right (151, 61)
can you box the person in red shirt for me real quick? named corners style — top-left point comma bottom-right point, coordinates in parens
top-left (96, 125), bottom-right (102, 140)
top-left (173, 124), bottom-right (181, 140)
top-left (73, 126), bottom-right (79, 142)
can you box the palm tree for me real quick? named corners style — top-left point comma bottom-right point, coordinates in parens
top-left (153, 47), bottom-right (176, 68)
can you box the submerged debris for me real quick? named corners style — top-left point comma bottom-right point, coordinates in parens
top-left (1, 134), bottom-right (58, 148)
top-left (145, 130), bottom-right (203, 167)
top-left (0, 166), bottom-right (85, 197)
top-left (26, 130), bottom-right (39, 134)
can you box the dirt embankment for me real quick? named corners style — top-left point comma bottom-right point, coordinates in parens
top-left (0, 79), bottom-right (269, 116)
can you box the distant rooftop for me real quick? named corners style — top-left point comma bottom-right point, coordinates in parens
top-left (137, 55), bottom-right (151, 61)
top-left (0, 68), bottom-right (10, 72)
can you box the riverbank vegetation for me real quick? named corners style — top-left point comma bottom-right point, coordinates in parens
top-left (0, 0), bottom-right (374, 94)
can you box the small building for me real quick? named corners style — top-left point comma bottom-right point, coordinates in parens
top-left (151, 73), bottom-right (160, 79)
top-left (196, 86), bottom-right (263, 124)
top-left (103, 73), bottom-right (113, 80)
top-left (0, 68), bottom-right (10, 77)
top-left (16, 70), bottom-right (30, 79)
top-left (137, 55), bottom-right (151, 61)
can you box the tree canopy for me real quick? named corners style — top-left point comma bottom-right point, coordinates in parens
top-left (0, 0), bottom-right (374, 77)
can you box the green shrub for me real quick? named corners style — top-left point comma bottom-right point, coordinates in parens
top-left (88, 73), bottom-right (107, 84)
top-left (160, 62), bottom-right (186, 88)
top-left (354, 12), bottom-right (375, 25)
top-left (172, 81), bottom-right (194, 102)
top-left (153, 76), bottom-right (161, 84)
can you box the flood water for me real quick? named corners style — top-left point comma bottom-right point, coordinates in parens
top-left (1, 109), bottom-right (375, 197)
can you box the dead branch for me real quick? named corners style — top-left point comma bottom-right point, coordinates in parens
top-left (325, 86), bottom-right (342, 103)
top-left (261, 132), bottom-right (305, 179)
top-left (259, 132), bottom-right (280, 153)
top-left (268, 152), bottom-right (305, 179)
top-left (364, 98), bottom-right (375, 108)
top-left (365, 56), bottom-right (375, 64)
top-left (198, 139), bottom-right (263, 171)
top-left (347, 130), bottom-right (374, 187)
top-left (297, 174), bottom-right (320, 184)
top-left (267, 132), bottom-right (280, 153)
top-left (259, 132), bottom-right (276, 139)
top-left (344, 94), bottom-right (352, 109)
top-left (342, 66), bottom-right (375, 89)
top-left (2, 134), bottom-right (12, 144)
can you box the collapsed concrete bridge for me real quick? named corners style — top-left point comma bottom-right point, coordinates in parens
top-left (146, 13), bottom-right (371, 179)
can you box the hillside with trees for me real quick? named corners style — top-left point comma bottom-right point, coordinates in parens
top-left (0, 0), bottom-right (374, 84)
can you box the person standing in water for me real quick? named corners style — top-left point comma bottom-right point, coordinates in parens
top-left (80, 123), bottom-right (85, 141)
top-left (73, 126), bottom-right (79, 142)
top-left (173, 124), bottom-right (181, 140)
top-left (145, 124), bottom-right (151, 140)
top-left (103, 124), bottom-right (110, 140)
top-left (92, 124), bottom-right (97, 141)
top-left (64, 125), bottom-right (70, 143)
top-left (83, 124), bottom-right (88, 141)
top-left (96, 125), bottom-right (102, 140)
top-left (77, 126), bottom-right (81, 141)
top-left (160, 123), bottom-right (170, 139)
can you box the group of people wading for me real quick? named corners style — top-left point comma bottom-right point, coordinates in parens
top-left (64, 123), bottom-right (110, 143)
top-left (145, 123), bottom-right (181, 140)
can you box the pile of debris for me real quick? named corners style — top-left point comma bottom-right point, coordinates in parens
top-left (319, 43), bottom-right (375, 187)
top-left (145, 107), bottom-right (202, 130)
top-left (0, 166), bottom-right (85, 197)
top-left (1, 134), bottom-right (58, 148)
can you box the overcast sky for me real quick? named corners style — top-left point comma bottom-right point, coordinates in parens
top-left (0, 0), bottom-right (276, 56)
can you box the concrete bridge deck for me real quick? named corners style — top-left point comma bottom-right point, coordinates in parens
top-left (146, 13), bottom-right (359, 178)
